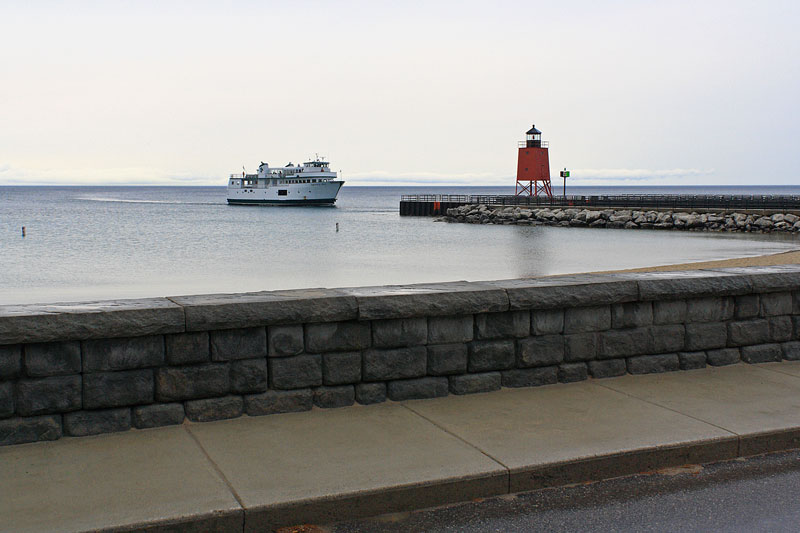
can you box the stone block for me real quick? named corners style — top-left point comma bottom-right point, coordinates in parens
top-left (165, 332), bottom-right (209, 365)
top-left (268, 325), bottom-right (304, 357)
top-left (761, 292), bottom-right (793, 317)
top-left (230, 358), bottom-right (268, 394)
top-left (269, 354), bottom-right (322, 390)
top-left (769, 316), bottom-right (793, 342)
top-left (362, 346), bottom-right (426, 381)
top-left (678, 351), bottom-right (706, 370)
top-left (428, 315), bottom-right (473, 344)
top-left (531, 309), bottom-right (564, 335)
top-left (782, 341), bottom-right (800, 361)
top-left (735, 295), bottom-right (760, 319)
top-left (517, 335), bottom-right (564, 367)
top-left (313, 385), bottom-right (355, 408)
top-left (501, 367), bottom-right (557, 388)
top-left (185, 395), bottom-right (243, 422)
top-left (305, 321), bottom-right (371, 353)
top-left (794, 291), bottom-right (800, 315)
top-left (727, 319), bottom-right (770, 346)
top-left (684, 322), bottom-right (728, 351)
top-left (588, 359), bottom-right (627, 378)
top-left (741, 344), bottom-right (782, 364)
top-left (598, 328), bottom-right (652, 359)
top-left (17, 375), bottom-right (81, 416)
top-left (155, 364), bottom-right (229, 401)
top-left (686, 297), bottom-right (734, 323)
top-left (491, 275), bottom-right (638, 310)
top-left (343, 281), bottom-right (508, 320)
top-left (633, 270), bottom-right (752, 300)
top-left (387, 377), bottom-right (448, 400)
top-left (322, 351), bottom-right (361, 385)
top-left (706, 348), bottom-right (740, 366)
top-left (427, 344), bottom-right (468, 375)
top-left (564, 333), bottom-right (597, 362)
top-left (558, 363), bottom-right (588, 383)
top-left (84, 369), bottom-right (154, 409)
top-left (474, 311), bottom-right (529, 340)
top-left (563, 306), bottom-right (611, 334)
top-left (0, 382), bottom-right (13, 419)
top-left (371, 318), bottom-right (427, 348)
top-left (627, 353), bottom-right (680, 374)
top-left (649, 324), bottom-right (685, 354)
top-left (64, 408), bottom-right (131, 437)
top-left (653, 300), bottom-right (687, 325)
top-left (468, 339), bottom-right (516, 372)
top-left (794, 317), bottom-right (800, 340)
top-left (24, 341), bottom-right (81, 377)
top-left (82, 335), bottom-right (164, 372)
top-left (245, 389), bottom-right (313, 416)
top-left (132, 403), bottom-right (185, 429)
top-left (0, 344), bottom-right (21, 380)
top-left (173, 288), bottom-right (358, 331)
top-left (449, 373), bottom-right (501, 395)
top-left (0, 415), bottom-right (61, 446)
top-left (210, 327), bottom-right (267, 361)
top-left (355, 383), bottom-right (387, 405)
top-left (719, 266), bottom-right (800, 294)
top-left (611, 302), bottom-right (653, 329)
top-left (0, 297), bottom-right (184, 345)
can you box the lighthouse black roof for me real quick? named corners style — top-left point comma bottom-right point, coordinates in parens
top-left (526, 125), bottom-right (542, 135)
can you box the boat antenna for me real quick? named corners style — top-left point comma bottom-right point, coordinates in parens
top-left (242, 165), bottom-right (246, 177)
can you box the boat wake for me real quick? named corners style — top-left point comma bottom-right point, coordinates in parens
top-left (77, 197), bottom-right (219, 205)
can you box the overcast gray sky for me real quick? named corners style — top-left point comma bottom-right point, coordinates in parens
top-left (1, 0), bottom-right (798, 186)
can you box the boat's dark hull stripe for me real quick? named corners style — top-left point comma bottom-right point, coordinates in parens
top-left (227, 198), bottom-right (338, 205)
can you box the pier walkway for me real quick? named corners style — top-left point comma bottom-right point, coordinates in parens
top-left (399, 194), bottom-right (800, 216)
top-left (5, 362), bottom-right (800, 532)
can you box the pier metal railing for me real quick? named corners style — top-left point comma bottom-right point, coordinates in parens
top-left (399, 194), bottom-right (800, 211)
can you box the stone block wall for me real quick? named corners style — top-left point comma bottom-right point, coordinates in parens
top-left (2, 265), bottom-right (800, 446)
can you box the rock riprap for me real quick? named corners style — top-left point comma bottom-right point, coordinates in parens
top-left (439, 205), bottom-right (800, 233)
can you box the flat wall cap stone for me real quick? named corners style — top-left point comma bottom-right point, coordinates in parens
top-left (339, 282), bottom-right (509, 320)
top-left (483, 274), bottom-right (638, 310)
top-left (170, 288), bottom-right (358, 331)
top-left (0, 298), bottom-right (184, 345)
top-left (706, 265), bottom-right (800, 293)
top-left (610, 269), bottom-right (754, 300)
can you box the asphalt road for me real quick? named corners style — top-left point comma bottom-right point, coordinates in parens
top-left (324, 450), bottom-right (800, 532)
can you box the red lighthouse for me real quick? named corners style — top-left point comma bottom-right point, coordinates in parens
top-left (515, 124), bottom-right (552, 197)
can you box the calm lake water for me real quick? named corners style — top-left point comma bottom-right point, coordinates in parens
top-left (1, 185), bottom-right (799, 305)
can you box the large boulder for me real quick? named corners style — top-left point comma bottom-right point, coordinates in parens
top-left (554, 209), bottom-right (571, 221)
top-left (656, 211), bottom-right (673, 224)
top-left (754, 216), bottom-right (774, 229)
top-left (584, 210), bottom-right (602, 224)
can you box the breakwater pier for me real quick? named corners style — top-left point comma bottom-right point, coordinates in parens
top-left (399, 194), bottom-right (800, 217)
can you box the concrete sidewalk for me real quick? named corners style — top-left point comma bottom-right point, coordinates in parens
top-left (4, 362), bottom-right (800, 532)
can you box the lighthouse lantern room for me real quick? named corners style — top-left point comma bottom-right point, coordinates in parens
top-left (516, 124), bottom-right (553, 197)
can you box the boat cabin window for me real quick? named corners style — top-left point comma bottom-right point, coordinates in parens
top-left (278, 190), bottom-right (288, 196)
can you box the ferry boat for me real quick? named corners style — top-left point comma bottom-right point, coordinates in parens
top-left (227, 157), bottom-right (344, 205)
